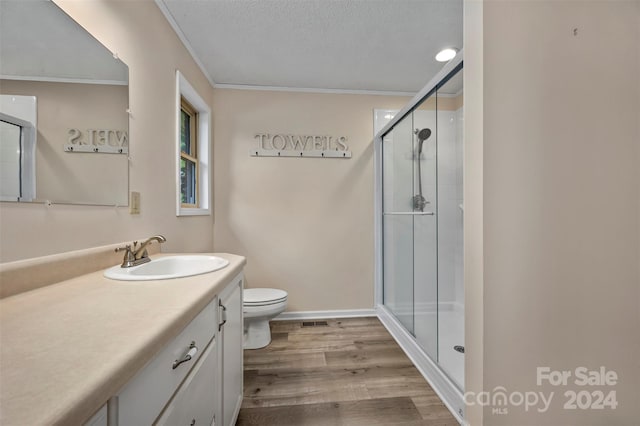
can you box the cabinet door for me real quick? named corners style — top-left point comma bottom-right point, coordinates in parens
top-left (83, 404), bottom-right (107, 426)
top-left (117, 300), bottom-right (217, 426)
top-left (154, 338), bottom-right (217, 426)
top-left (218, 275), bottom-right (243, 426)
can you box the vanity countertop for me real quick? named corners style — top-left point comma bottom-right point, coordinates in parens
top-left (0, 252), bottom-right (246, 426)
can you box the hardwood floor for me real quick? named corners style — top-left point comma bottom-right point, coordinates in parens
top-left (237, 317), bottom-right (458, 426)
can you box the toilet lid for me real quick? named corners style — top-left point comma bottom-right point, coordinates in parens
top-left (244, 288), bottom-right (288, 305)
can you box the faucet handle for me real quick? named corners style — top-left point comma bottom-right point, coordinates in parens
top-left (114, 244), bottom-right (131, 253)
top-left (115, 244), bottom-right (136, 267)
top-left (115, 244), bottom-right (132, 253)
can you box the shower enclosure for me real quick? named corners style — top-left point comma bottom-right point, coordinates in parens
top-left (374, 56), bottom-right (464, 420)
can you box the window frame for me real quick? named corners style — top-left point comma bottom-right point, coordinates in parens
top-left (179, 97), bottom-right (199, 208)
top-left (175, 70), bottom-right (211, 216)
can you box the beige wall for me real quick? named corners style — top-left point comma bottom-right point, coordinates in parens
top-left (0, 0), bottom-right (214, 262)
top-left (463, 0), bottom-right (484, 424)
top-left (466, 1), bottom-right (639, 424)
top-left (212, 88), bottom-right (410, 311)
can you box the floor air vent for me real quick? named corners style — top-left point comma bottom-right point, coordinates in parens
top-left (302, 321), bottom-right (329, 327)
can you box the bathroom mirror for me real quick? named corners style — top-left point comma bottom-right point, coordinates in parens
top-left (0, 0), bottom-right (129, 206)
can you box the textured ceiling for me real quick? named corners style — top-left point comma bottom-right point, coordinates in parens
top-left (158, 0), bottom-right (463, 94)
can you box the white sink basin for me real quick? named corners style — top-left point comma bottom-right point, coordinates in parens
top-left (104, 255), bottom-right (229, 281)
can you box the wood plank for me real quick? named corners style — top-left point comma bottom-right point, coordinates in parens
top-left (242, 367), bottom-right (371, 408)
top-left (411, 396), bottom-right (460, 424)
top-left (286, 328), bottom-right (392, 342)
top-left (252, 335), bottom-right (396, 355)
top-left (324, 346), bottom-right (413, 368)
top-left (238, 397), bottom-right (424, 426)
top-left (244, 351), bottom-right (327, 370)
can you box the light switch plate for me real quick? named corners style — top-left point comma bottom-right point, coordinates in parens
top-left (130, 191), bottom-right (140, 214)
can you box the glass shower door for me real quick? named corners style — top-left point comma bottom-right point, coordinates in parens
top-left (412, 100), bottom-right (438, 362)
top-left (382, 107), bottom-right (439, 363)
top-left (380, 63), bottom-right (465, 396)
top-left (382, 113), bottom-right (415, 333)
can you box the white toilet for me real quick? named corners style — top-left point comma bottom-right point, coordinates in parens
top-left (243, 288), bottom-right (288, 349)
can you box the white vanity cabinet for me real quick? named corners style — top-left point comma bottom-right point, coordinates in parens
top-left (217, 275), bottom-right (243, 426)
top-left (112, 273), bottom-right (243, 426)
top-left (84, 404), bottom-right (107, 426)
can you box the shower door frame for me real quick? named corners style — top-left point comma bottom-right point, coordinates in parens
top-left (373, 52), bottom-right (465, 423)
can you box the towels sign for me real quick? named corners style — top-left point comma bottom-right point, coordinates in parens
top-left (251, 133), bottom-right (351, 158)
top-left (64, 128), bottom-right (128, 154)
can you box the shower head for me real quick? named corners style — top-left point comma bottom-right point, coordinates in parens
top-left (416, 128), bottom-right (432, 154)
top-left (417, 128), bottom-right (432, 142)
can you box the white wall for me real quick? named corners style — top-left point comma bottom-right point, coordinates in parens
top-left (466, 1), bottom-right (639, 424)
top-left (212, 88), bottom-right (410, 312)
top-left (0, 0), bottom-right (215, 261)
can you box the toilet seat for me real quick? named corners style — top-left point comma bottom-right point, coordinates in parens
top-left (244, 288), bottom-right (287, 306)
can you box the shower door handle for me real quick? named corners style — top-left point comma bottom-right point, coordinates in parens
top-left (383, 212), bottom-right (435, 216)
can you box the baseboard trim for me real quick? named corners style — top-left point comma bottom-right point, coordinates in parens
top-left (376, 305), bottom-right (465, 425)
top-left (274, 309), bottom-right (377, 321)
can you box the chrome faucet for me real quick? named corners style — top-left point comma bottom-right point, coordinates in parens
top-left (134, 235), bottom-right (167, 260)
top-left (115, 235), bottom-right (166, 268)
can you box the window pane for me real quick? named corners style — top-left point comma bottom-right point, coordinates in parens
top-left (180, 157), bottom-right (197, 205)
top-left (180, 109), bottom-right (191, 154)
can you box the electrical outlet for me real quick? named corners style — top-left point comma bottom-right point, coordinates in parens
top-left (130, 191), bottom-right (140, 214)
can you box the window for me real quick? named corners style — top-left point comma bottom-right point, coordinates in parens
top-left (180, 98), bottom-right (198, 207)
top-left (176, 71), bottom-right (211, 216)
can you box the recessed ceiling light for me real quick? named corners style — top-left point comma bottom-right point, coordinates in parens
top-left (435, 48), bottom-right (458, 62)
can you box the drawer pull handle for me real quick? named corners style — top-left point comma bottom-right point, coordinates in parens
top-left (218, 301), bottom-right (227, 331)
top-left (172, 341), bottom-right (197, 370)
